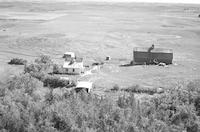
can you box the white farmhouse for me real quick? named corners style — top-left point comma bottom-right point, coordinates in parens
top-left (63, 61), bottom-right (84, 75)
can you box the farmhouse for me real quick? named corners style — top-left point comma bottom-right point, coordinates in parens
top-left (63, 59), bottom-right (84, 75)
top-left (62, 52), bottom-right (84, 75)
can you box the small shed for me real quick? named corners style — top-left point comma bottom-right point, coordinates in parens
top-left (75, 81), bottom-right (93, 93)
top-left (133, 47), bottom-right (173, 64)
top-left (106, 56), bottom-right (111, 61)
top-left (63, 52), bottom-right (76, 61)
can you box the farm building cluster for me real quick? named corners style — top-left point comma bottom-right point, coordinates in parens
top-left (62, 52), bottom-right (84, 75)
top-left (62, 45), bottom-right (173, 76)
top-left (60, 52), bottom-right (93, 93)
top-left (54, 45), bottom-right (173, 93)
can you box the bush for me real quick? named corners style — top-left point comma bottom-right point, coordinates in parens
top-left (92, 62), bottom-right (104, 66)
top-left (35, 55), bottom-right (52, 65)
top-left (149, 82), bottom-right (200, 131)
top-left (123, 85), bottom-right (157, 95)
top-left (8, 58), bottom-right (27, 65)
top-left (1, 62), bottom-right (200, 132)
top-left (43, 75), bottom-right (70, 88)
top-left (24, 63), bottom-right (42, 73)
top-left (53, 64), bottom-right (66, 74)
top-left (195, 96), bottom-right (200, 116)
top-left (117, 93), bottom-right (136, 109)
top-left (24, 56), bottom-right (53, 74)
top-left (7, 73), bottom-right (43, 95)
top-left (24, 68), bottom-right (74, 89)
top-left (111, 84), bottom-right (120, 91)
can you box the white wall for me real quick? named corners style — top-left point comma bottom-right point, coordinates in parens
top-left (64, 68), bottom-right (83, 75)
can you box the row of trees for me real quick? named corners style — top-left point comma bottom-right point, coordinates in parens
top-left (0, 55), bottom-right (199, 132)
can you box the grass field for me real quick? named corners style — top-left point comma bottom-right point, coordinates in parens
top-left (0, 2), bottom-right (200, 93)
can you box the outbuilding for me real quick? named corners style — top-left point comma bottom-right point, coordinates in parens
top-left (75, 81), bottom-right (93, 93)
top-left (63, 52), bottom-right (76, 61)
top-left (133, 47), bottom-right (173, 65)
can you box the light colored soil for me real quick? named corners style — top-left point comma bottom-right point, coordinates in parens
top-left (0, 2), bottom-right (200, 94)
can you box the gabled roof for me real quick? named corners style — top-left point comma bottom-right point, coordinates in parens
top-left (64, 52), bottom-right (75, 58)
top-left (76, 81), bottom-right (93, 89)
top-left (133, 47), bottom-right (173, 53)
top-left (63, 61), bottom-right (83, 69)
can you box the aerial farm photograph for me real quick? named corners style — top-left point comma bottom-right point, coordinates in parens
top-left (0, 0), bottom-right (200, 131)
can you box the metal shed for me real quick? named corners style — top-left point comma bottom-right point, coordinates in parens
top-left (133, 47), bottom-right (173, 64)
top-left (63, 52), bottom-right (76, 61)
top-left (75, 81), bottom-right (93, 93)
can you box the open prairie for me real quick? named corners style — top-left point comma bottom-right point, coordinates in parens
top-left (0, 2), bottom-right (200, 93)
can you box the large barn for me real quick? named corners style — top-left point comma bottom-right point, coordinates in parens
top-left (133, 47), bottom-right (173, 65)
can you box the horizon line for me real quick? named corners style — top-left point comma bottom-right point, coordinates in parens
top-left (0, 0), bottom-right (200, 4)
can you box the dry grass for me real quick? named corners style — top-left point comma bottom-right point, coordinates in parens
top-left (0, 2), bottom-right (199, 96)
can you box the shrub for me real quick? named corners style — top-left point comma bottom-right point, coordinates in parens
top-left (24, 63), bottom-right (42, 73)
top-left (117, 94), bottom-right (132, 109)
top-left (0, 87), bottom-right (6, 97)
top-left (35, 55), bottom-right (52, 65)
top-left (53, 64), bottom-right (66, 74)
top-left (24, 69), bottom-right (74, 89)
top-left (195, 96), bottom-right (200, 116)
top-left (123, 85), bottom-right (157, 95)
top-left (24, 56), bottom-right (53, 74)
top-left (111, 84), bottom-right (120, 91)
top-left (7, 73), bottom-right (43, 95)
top-left (92, 62), bottom-right (104, 66)
top-left (1, 66), bottom-right (200, 132)
top-left (187, 79), bottom-right (200, 93)
top-left (30, 71), bottom-right (47, 81)
top-left (43, 75), bottom-right (70, 88)
top-left (149, 83), bottom-right (200, 131)
top-left (8, 58), bottom-right (27, 65)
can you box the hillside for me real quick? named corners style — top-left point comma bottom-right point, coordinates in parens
top-left (0, 2), bottom-right (200, 90)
